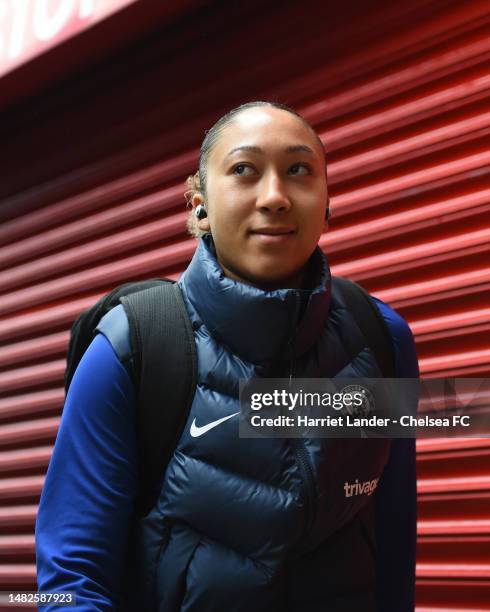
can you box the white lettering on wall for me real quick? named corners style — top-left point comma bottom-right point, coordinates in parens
top-left (33, 0), bottom-right (75, 42)
top-left (0, 0), bottom-right (99, 63)
top-left (0, 1), bottom-right (7, 58)
top-left (7, 0), bottom-right (30, 59)
top-left (79, 0), bottom-right (95, 18)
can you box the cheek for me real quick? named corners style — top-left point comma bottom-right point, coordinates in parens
top-left (207, 210), bottom-right (237, 248)
top-left (209, 198), bottom-right (249, 234)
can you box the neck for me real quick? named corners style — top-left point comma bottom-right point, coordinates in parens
top-left (179, 235), bottom-right (332, 363)
top-left (220, 262), bottom-right (306, 291)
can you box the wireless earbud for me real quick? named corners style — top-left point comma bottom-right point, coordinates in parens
top-left (195, 204), bottom-right (207, 220)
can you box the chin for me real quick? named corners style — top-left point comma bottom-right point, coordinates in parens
top-left (245, 267), bottom-right (302, 290)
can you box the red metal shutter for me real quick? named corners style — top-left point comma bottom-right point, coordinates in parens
top-left (0, 0), bottom-right (488, 608)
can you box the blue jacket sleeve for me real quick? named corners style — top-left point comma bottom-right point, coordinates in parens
top-left (372, 298), bottom-right (419, 612)
top-left (35, 333), bottom-right (138, 611)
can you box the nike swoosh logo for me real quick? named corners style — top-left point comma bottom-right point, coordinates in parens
top-left (190, 411), bottom-right (240, 438)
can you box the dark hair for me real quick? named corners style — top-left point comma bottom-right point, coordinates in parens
top-left (185, 100), bottom-right (326, 237)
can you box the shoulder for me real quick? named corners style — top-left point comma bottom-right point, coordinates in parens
top-left (371, 297), bottom-right (412, 342)
top-left (96, 303), bottom-right (132, 362)
top-left (370, 295), bottom-right (413, 338)
top-left (95, 304), bottom-right (137, 386)
top-left (62, 306), bottom-right (136, 420)
top-left (67, 331), bottom-right (135, 413)
top-left (370, 296), bottom-right (419, 378)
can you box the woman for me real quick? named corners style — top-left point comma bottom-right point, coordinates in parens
top-left (36, 100), bottom-right (418, 611)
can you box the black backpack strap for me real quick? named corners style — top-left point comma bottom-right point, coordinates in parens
top-left (332, 276), bottom-right (395, 378)
top-left (64, 279), bottom-right (171, 395)
top-left (120, 283), bottom-right (197, 515)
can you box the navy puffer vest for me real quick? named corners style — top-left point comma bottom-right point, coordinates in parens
top-left (124, 235), bottom-right (391, 612)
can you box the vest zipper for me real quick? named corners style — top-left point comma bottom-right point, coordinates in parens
top-left (289, 291), bottom-right (316, 537)
top-left (288, 337), bottom-right (294, 384)
top-left (293, 439), bottom-right (316, 537)
top-left (288, 291), bottom-right (301, 383)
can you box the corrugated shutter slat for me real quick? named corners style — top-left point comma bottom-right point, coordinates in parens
top-left (0, 0), bottom-right (488, 606)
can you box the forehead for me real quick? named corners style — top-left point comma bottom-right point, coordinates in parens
top-left (210, 107), bottom-right (322, 161)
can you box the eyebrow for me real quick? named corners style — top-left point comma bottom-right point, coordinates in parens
top-left (224, 144), bottom-right (315, 159)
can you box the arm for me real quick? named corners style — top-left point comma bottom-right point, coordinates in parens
top-left (372, 298), bottom-right (419, 612)
top-left (35, 333), bottom-right (138, 610)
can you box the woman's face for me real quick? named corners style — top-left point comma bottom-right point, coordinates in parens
top-left (194, 107), bottom-right (328, 289)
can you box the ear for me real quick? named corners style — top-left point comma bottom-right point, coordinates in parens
top-left (191, 193), bottom-right (211, 233)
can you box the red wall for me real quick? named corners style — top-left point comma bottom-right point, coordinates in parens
top-left (0, 0), bottom-right (489, 608)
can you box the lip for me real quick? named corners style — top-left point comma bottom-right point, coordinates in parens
top-left (250, 227), bottom-right (296, 235)
top-left (249, 226), bottom-right (296, 245)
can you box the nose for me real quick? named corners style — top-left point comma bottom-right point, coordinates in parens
top-left (255, 171), bottom-right (291, 213)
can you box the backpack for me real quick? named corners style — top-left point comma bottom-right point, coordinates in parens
top-left (64, 276), bottom-right (394, 515)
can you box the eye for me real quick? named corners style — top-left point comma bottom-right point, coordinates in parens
top-left (289, 163), bottom-right (310, 175)
top-left (232, 163), bottom-right (254, 176)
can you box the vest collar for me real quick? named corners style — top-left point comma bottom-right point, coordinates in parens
top-left (181, 234), bottom-right (331, 364)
